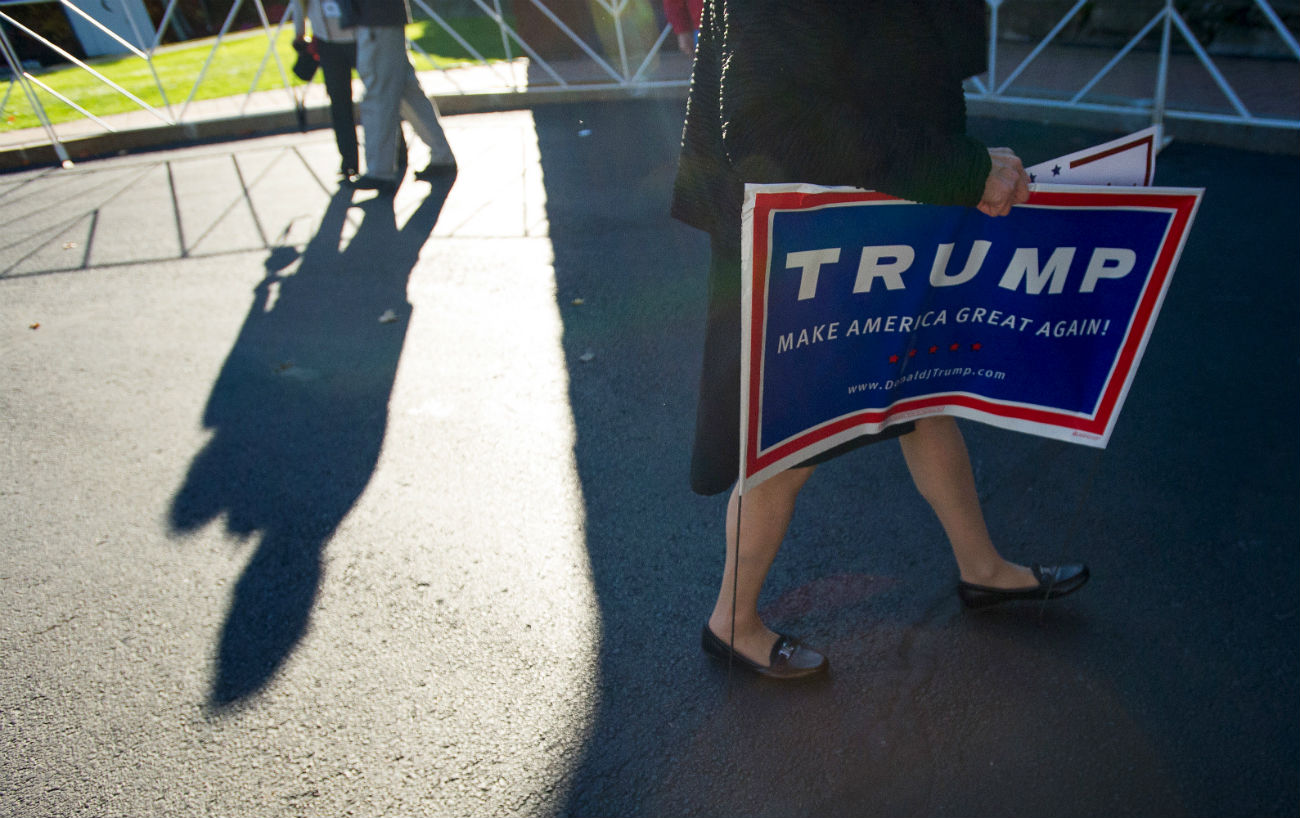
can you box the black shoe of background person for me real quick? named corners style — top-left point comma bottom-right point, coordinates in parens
top-left (414, 160), bottom-right (458, 185)
top-left (351, 174), bottom-right (398, 197)
top-left (957, 563), bottom-right (1090, 609)
top-left (701, 624), bottom-right (828, 680)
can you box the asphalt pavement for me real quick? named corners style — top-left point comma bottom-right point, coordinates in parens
top-left (1, 100), bottom-right (1297, 817)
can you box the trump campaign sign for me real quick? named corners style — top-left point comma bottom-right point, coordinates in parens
top-left (1025, 125), bottom-right (1162, 186)
top-left (738, 180), bottom-right (1202, 492)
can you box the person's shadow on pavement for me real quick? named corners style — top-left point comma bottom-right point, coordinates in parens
top-left (169, 182), bottom-right (452, 709)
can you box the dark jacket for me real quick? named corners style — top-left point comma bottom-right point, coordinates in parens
top-left (356, 0), bottom-right (413, 28)
top-left (671, 0), bottom-right (992, 247)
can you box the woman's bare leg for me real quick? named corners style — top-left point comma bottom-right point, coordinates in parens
top-left (707, 465), bottom-right (815, 663)
top-left (706, 416), bottom-right (1033, 666)
top-left (899, 416), bottom-right (1035, 588)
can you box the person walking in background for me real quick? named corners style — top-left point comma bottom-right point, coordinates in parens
top-left (672, 0), bottom-right (1089, 681)
top-left (292, 0), bottom-right (359, 184)
top-left (662, 0), bottom-right (702, 56)
top-left (351, 0), bottom-right (457, 196)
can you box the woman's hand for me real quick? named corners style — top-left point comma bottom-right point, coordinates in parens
top-left (977, 147), bottom-right (1031, 217)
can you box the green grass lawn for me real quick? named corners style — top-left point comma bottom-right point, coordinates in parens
top-left (1, 17), bottom-right (513, 132)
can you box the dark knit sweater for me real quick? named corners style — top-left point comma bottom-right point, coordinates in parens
top-left (674, 0), bottom-right (994, 495)
top-left (671, 0), bottom-right (992, 247)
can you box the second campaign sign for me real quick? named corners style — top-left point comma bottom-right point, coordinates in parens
top-left (739, 183), bottom-right (1202, 492)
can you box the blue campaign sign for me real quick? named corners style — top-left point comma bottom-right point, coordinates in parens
top-left (739, 183), bottom-right (1203, 492)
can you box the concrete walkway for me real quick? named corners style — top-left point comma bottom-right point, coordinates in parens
top-left (2, 36), bottom-right (1297, 171)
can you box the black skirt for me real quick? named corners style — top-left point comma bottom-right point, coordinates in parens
top-left (689, 236), bottom-right (914, 496)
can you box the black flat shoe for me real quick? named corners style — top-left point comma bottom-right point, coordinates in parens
top-left (352, 174), bottom-right (398, 196)
top-left (414, 161), bottom-right (457, 184)
top-left (957, 563), bottom-right (1090, 610)
top-left (701, 624), bottom-right (828, 680)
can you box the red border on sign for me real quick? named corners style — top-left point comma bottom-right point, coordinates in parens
top-left (1070, 133), bottom-right (1158, 185)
